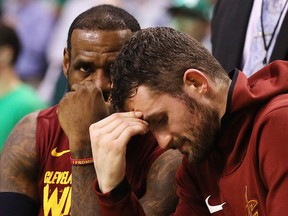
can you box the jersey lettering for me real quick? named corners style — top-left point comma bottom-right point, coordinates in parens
top-left (43, 171), bottom-right (72, 216)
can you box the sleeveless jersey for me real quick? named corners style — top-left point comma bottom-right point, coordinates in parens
top-left (36, 105), bottom-right (165, 216)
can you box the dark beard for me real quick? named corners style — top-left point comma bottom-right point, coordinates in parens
top-left (179, 93), bottom-right (220, 164)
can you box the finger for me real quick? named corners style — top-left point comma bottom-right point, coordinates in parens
top-left (78, 80), bottom-right (102, 90)
top-left (90, 113), bottom-right (147, 141)
top-left (70, 82), bottom-right (84, 92)
top-left (106, 119), bottom-right (148, 141)
top-left (70, 80), bottom-right (99, 91)
top-left (81, 80), bottom-right (95, 87)
top-left (61, 91), bottom-right (75, 99)
top-left (91, 111), bottom-right (144, 130)
top-left (114, 123), bottom-right (149, 149)
top-left (82, 80), bottom-right (104, 94)
top-left (105, 102), bottom-right (114, 115)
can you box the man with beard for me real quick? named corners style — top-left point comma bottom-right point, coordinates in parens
top-left (90, 27), bottom-right (288, 215)
top-left (0, 7), bottom-right (181, 216)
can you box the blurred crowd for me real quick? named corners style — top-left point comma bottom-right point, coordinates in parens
top-left (0, 0), bottom-right (214, 149)
top-left (0, 0), bottom-right (214, 105)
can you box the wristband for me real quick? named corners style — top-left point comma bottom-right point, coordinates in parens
top-left (70, 156), bottom-right (94, 165)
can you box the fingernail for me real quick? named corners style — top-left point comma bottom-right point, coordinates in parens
top-left (133, 111), bottom-right (142, 117)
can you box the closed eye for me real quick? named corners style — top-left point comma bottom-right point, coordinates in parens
top-left (149, 114), bottom-right (168, 128)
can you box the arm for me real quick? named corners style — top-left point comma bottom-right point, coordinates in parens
top-left (0, 112), bottom-right (40, 215)
top-left (90, 112), bottom-right (182, 215)
top-left (258, 106), bottom-right (288, 215)
top-left (57, 80), bottom-right (109, 215)
top-left (172, 157), bottom-right (210, 216)
top-left (139, 149), bottom-right (182, 215)
top-left (70, 165), bottom-right (100, 215)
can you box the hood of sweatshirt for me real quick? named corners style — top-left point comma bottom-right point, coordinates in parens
top-left (228, 60), bottom-right (288, 114)
top-left (218, 60), bottom-right (288, 175)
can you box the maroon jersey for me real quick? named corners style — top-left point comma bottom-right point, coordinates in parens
top-left (36, 105), bottom-right (71, 216)
top-left (96, 60), bottom-right (288, 216)
top-left (36, 105), bottom-right (165, 216)
top-left (174, 61), bottom-right (288, 215)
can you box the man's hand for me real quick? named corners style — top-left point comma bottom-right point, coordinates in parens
top-left (90, 112), bottom-right (149, 193)
top-left (57, 80), bottom-right (110, 155)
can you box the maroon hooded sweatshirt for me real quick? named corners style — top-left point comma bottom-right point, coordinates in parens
top-left (95, 60), bottom-right (288, 216)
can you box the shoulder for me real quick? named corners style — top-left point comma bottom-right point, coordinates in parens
top-left (254, 94), bottom-right (288, 126)
top-left (37, 105), bottom-right (59, 119)
top-left (1, 111), bottom-right (39, 153)
top-left (253, 95), bottom-right (288, 190)
top-left (253, 94), bottom-right (288, 164)
top-left (0, 111), bottom-right (40, 199)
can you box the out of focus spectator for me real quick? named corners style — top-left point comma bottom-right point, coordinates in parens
top-left (0, 21), bottom-right (47, 151)
top-left (2, 0), bottom-right (57, 88)
top-left (38, 0), bottom-right (122, 105)
top-left (122, 0), bottom-right (171, 28)
top-left (168, 0), bottom-right (214, 50)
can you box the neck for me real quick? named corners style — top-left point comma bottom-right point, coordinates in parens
top-left (212, 77), bottom-right (232, 119)
top-left (0, 66), bottom-right (22, 97)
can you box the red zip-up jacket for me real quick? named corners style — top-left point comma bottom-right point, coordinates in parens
top-left (96, 60), bottom-right (288, 216)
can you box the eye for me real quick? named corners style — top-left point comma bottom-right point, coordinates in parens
top-left (152, 115), bottom-right (168, 126)
top-left (74, 61), bottom-right (95, 74)
top-left (158, 116), bottom-right (168, 125)
top-left (79, 64), bottom-right (92, 73)
top-left (148, 115), bottom-right (168, 131)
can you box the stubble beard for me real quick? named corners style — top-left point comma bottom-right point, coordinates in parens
top-left (174, 94), bottom-right (220, 164)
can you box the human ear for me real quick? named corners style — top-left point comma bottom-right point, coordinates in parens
top-left (63, 48), bottom-right (69, 79)
top-left (183, 68), bottom-right (208, 95)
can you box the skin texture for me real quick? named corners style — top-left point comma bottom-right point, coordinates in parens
top-left (0, 112), bottom-right (39, 201)
top-left (92, 69), bottom-right (229, 203)
top-left (90, 112), bottom-right (182, 215)
top-left (61, 29), bottom-right (182, 215)
top-left (126, 70), bottom-right (228, 162)
top-left (59, 29), bottom-right (130, 215)
top-left (0, 29), bottom-right (182, 216)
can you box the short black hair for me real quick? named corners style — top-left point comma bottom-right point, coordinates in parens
top-left (111, 27), bottom-right (228, 111)
top-left (67, 4), bottom-right (140, 54)
top-left (0, 21), bottom-right (21, 64)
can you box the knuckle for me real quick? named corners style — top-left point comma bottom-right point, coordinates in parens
top-left (89, 123), bottom-right (96, 133)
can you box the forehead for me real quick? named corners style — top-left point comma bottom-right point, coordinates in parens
top-left (70, 29), bottom-right (133, 54)
top-left (125, 86), bottom-right (168, 120)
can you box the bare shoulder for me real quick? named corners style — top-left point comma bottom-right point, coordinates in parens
top-left (140, 149), bottom-right (183, 216)
top-left (0, 111), bottom-right (40, 201)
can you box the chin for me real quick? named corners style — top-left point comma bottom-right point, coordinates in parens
top-left (186, 146), bottom-right (211, 164)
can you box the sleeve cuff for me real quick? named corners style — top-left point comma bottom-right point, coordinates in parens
top-left (94, 177), bottom-right (131, 205)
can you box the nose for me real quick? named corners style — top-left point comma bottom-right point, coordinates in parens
top-left (89, 69), bottom-right (111, 91)
top-left (152, 130), bottom-right (173, 149)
